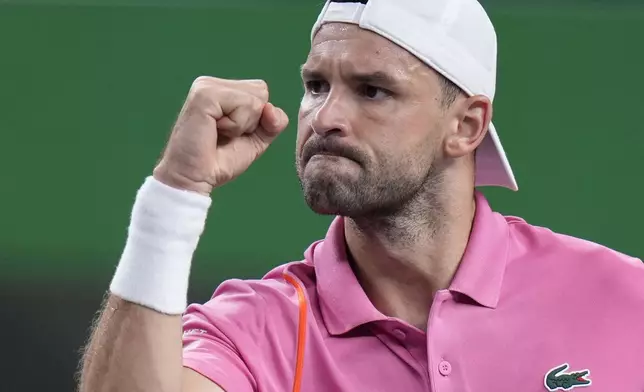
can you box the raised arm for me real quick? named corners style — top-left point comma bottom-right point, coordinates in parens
top-left (78, 77), bottom-right (289, 392)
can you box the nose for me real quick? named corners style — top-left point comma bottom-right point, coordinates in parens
top-left (310, 92), bottom-right (350, 137)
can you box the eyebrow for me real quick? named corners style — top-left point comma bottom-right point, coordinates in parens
top-left (300, 65), bottom-right (401, 88)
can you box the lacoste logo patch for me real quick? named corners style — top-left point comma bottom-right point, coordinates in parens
top-left (544, 363), bottom-right (592, 391)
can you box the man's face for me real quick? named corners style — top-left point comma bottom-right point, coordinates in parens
top-left (296, 23), bottom-right (450, 217)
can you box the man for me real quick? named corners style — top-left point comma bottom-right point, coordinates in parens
top-left (79, 0), bottom-right (644, 391)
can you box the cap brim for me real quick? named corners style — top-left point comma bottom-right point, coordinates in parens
top-left (475, 123), bottom-right (518, 191)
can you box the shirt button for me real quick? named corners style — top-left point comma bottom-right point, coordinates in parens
top-left (438, 360), bottom-right (452, 376)
top-left (392, 328), bottom-right (406, 340)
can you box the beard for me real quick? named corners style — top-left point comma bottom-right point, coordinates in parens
top-left (296, 138), bottom-right (442, 219)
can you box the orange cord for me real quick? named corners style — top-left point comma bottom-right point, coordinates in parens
top-left (283, 273), bottom-right (307, 392)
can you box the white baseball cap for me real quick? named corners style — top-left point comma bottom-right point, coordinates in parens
top-left (311, 0), bottom-right (518, 191)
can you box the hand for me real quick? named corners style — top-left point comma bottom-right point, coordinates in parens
top-left (153, 76), bottom-right (289, 195)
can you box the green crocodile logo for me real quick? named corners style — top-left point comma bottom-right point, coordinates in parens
top-left (544, 363), bottom-right (592, 391)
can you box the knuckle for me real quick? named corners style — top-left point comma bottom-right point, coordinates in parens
top-left (251, 96), bottom-right (265, 113)
top-left (190, 82), bottom-right (208, 99)
top-left (249, 79), bottom-right (269, 101)
top-left (249, 97), bottom-right (266, 117)
top-left (250, 79), bottom-right (267, 89)
top-left (192, 75), bottom-right (213, 89)
top-left (258, 89), bottom-right (269, 103)
top-left (190, 77), bottom-right (219, 104)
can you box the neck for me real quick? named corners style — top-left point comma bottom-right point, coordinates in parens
top-left (344, 185), bottom-right (476, 330)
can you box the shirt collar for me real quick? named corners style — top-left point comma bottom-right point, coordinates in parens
top-left (312, 218), bottom-right (388, 336)
top-left (311, 191), bottom-right (510, 336)
top-left (448, 191), bottom-right (510, 309)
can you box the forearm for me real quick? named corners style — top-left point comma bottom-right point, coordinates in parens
top-left (79, 295), bottom-right (183, 392)
top-left (78, 176), bottom-right (211, 392)
top-left (76, 75), bottom-right (281, 392)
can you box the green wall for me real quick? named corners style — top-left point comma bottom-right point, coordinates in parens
top-left (1, 3), bottom-right (642, 287)
top-left (1, 2), bottom-right (642, 391)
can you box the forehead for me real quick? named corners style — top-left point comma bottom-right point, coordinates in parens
top-left (305, 23), bottom-right (429, 78)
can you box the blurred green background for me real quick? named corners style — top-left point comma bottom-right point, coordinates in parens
top-left (1, 0), bottom-right (642, 390)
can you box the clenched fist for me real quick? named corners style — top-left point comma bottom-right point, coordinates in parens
top-left (153, 76), bottom-right (290, 195)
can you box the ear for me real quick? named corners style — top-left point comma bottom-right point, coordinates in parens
top-left (443, 95), bottom-right (493, 159)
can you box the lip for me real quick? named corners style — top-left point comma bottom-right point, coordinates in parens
top-left (306, 154), bottom-right (361, 168)
top-left (309, 154), bottom-right (350, 162)
top-left (311, 153), bottom-right (341, 158)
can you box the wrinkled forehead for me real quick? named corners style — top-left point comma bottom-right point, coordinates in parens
top-left (306, 23), bottom-right (430, 77)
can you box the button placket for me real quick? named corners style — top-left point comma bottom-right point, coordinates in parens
top-left (427, 291), bottom-right (454, 389)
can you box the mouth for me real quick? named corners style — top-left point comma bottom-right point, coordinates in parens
top-left (308, 152), bottom-right (354, 163)
top-left (576, 376), bottom-right (590, 383)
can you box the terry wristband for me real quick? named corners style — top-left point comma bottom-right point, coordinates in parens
top-left (109, 176), bottom-right (212, 315)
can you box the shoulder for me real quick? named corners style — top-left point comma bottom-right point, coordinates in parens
top-left (505, 214), bottom-right (642, 268)
top-left (180, 258), bottom-right (319, 392)
top-left (504, 215), bottom-right (644, 302)
top-left (182, 259), bottom-right (318, 390)
top-left (184, 259), bottom-right (317, 336)
top-left (502, 215), bottom-right (644, 368)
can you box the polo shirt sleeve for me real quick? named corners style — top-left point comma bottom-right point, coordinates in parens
top-left (182, 279), bottom-right (266, 392)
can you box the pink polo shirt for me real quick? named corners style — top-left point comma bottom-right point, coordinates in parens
top-left (182, 192), bottom-right (644, 392)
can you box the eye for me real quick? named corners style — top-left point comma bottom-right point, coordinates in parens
top-left (305, 80), bottom-right (330, 95)
top-left (358, 84), bottom-right (391, 100)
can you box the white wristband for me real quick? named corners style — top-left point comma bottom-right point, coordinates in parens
top-left (109, 176), bottom-right (212, 315)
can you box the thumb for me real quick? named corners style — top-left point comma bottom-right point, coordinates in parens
top-left (259, 103), bottom-right (289, 136)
